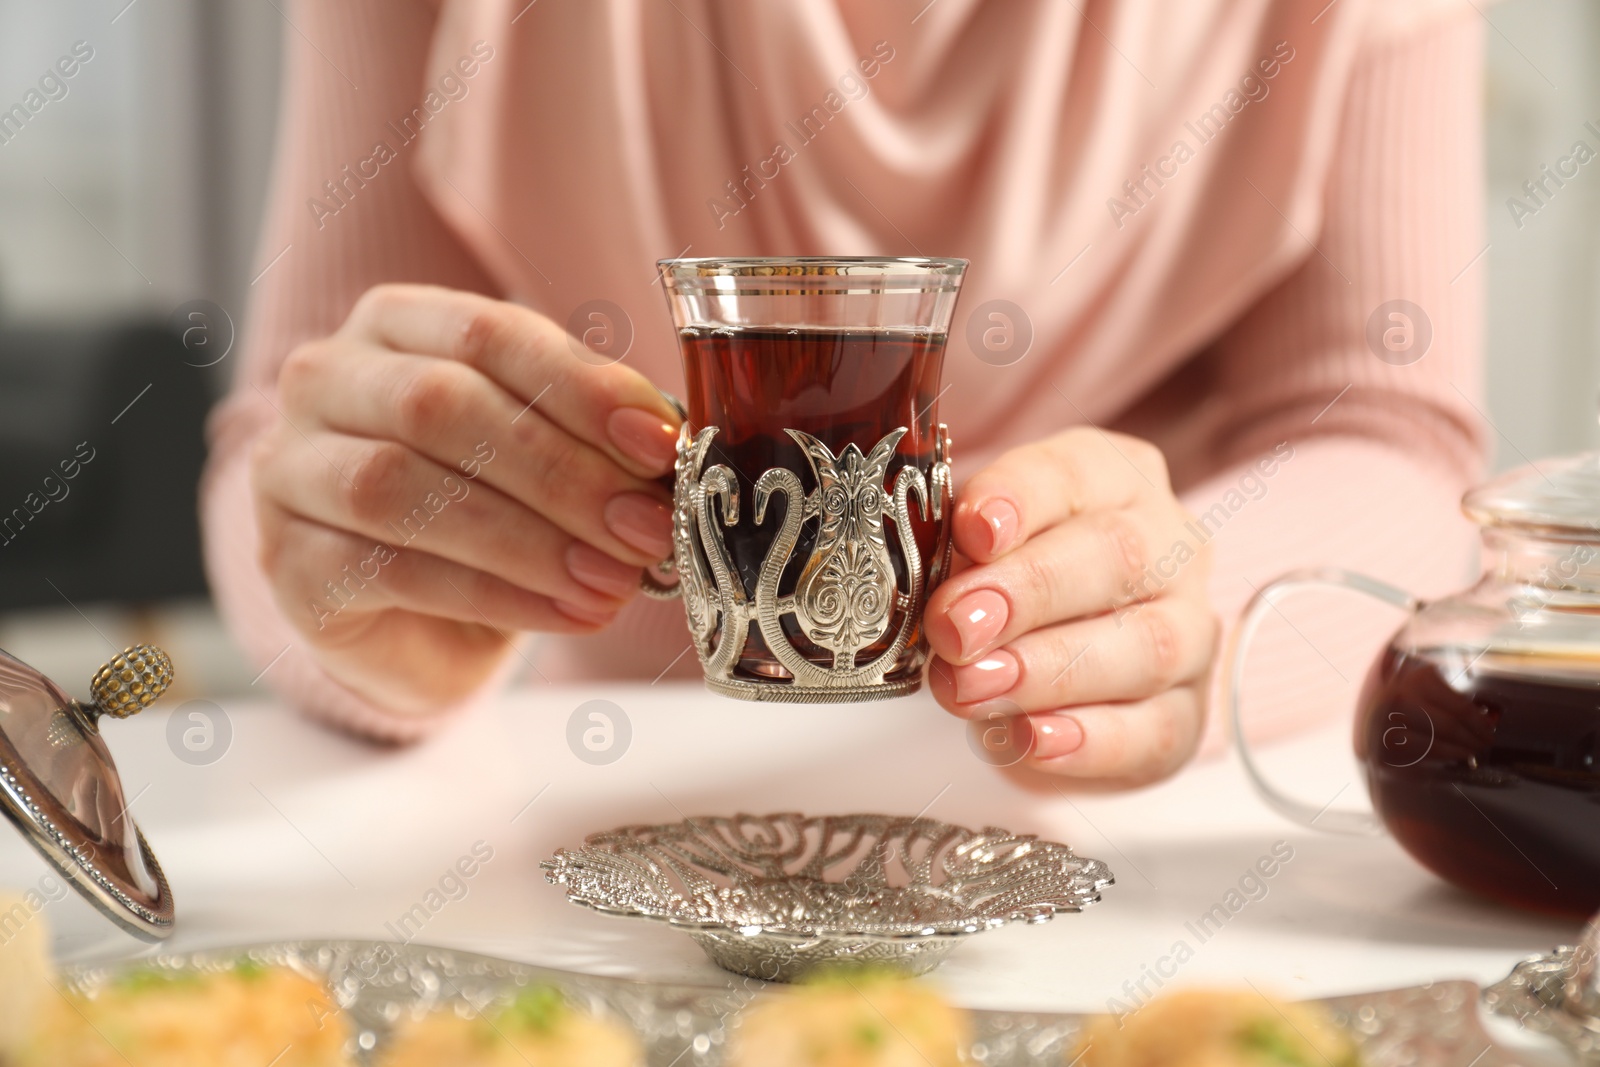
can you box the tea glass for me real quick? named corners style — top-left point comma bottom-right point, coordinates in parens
top-left (644, 257), bottom-right (967, 702)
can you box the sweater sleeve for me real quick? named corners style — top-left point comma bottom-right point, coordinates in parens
top-left (1173, 12), bottom-right (1489, 757)
top-left (200, 0), bottom-right (517, 743)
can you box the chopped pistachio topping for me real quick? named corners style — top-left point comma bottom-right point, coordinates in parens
top-left (853, 1022), bottom-right (885, 1049)
top-left (497, 984), bottom-right (567, 1035)
top-left (232, 958), bottom-right (269, 982)
top-left (111, 967), bottom-right (207, 993)
top-left (1238, 1019), bottom-right (1312, 1067)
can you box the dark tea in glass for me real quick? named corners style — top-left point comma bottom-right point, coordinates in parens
top-left (656, 259), bottom-right (966, 701)
top-left (680, 326), bottom-right (946, 682)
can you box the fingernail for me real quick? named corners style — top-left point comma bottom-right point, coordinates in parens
top-left (553, 599), bottom-right (618, 625)
top-left (953, 649), bottom-right (1018, 704)
top-left (1029, 714), bottom-right (1085, 760)
top-left (1007, 714), bottom-right (1035, 757)
top-left (978, 499), bottom-right (1020, 555)
top-left (604, 493), bottom-right (675, 558)
top-left (565, 541), bottom-right (642, 599)
top-left (607, 407), bottom-right (679, 474)
top-left (947, 588), bottom-right (1008, 658)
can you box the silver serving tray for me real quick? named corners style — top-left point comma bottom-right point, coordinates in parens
top-left (1485, 943), bottom-right (1600, 1063)
top-left (59, 941), bottom-right (1519, 1067)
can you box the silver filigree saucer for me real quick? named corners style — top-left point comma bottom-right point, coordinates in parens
top-left (540, 812), bottom-right (1113, 981)
top-left (1484, 913), bottom-right (1600, 1063)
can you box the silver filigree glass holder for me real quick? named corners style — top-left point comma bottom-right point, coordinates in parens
top-left (541, 812), bottom-right (1113, 982)
top-left (653, 421), bottom-right (953, 703)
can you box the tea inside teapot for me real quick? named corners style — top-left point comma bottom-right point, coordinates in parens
top-left (1230, 450), bottom-right (1600, 918)
top-left (1355, 642), bottom-right (1600, 918)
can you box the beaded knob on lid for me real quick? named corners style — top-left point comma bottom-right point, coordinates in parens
top-left (0, 644), bottom-right (175, 941)
top-left (89, 646), bottom-right (174, 719)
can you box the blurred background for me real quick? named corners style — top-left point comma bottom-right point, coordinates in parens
top-left (0, 0), bottom-right (1595, 700)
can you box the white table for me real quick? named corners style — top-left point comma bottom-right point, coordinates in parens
top-left (0, 683), bottom-right (1585, 1021)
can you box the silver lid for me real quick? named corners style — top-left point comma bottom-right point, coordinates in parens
top-left (1463, 451), bottom-right (1600, 536)
top-left (0, 645), bottom-right (174, 941)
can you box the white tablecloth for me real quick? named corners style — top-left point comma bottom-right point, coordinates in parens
top-left (0, 683), bottom-right (1584, 1018)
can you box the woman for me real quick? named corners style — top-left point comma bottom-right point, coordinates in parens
top-left (203, 0), bottom-right (1486, 786)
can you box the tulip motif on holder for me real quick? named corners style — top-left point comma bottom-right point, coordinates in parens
top-left (786, 428), bottom-right (904, 669)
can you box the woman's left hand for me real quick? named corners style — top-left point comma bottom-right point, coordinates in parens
top-left (925, 427), bottom-right (1219, 787)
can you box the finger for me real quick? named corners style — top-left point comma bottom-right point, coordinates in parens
top-left (928, 597), bottom-right (1219, 713)
top-left (339, 284), bottom-right (682, 477)
top-left (279, 345), bottom-right (672, 565)
top-left (1019, 686), bottom-right (1206, 785)
top-left (259, 502), bottom-right (615, 639)
top-left (951, 426), bottom-right (1170, 564)
top-left (253, 429), bottom-right (643, 611)
top-left (925, 503), bottom-right (1204, 664)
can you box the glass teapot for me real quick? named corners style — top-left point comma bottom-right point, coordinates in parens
top-left (1227, 451), bottom-right (1600, 918)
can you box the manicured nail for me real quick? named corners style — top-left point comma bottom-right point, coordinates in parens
top-left (565, 541), bottom-right (642, 599)
top-left (607, 407), bottom-right (679, 474)
top-left (1030, 714), bottom-right (1085, 760)
top-left (553, 599), bottom-right (618, 624)
top-left (947, 588), bottom-right (1008, 659)
top-left (953, 649), bottom-right (1018, 704)
top-left (978, 499), bottom-right (1020, 556)
top-left (604, 493), bottom-right (675, 558)
top-left (1007, 714), bottom-right (1035, 757)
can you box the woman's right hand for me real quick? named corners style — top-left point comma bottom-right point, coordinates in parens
top-left (250, 284), bottom-right (683, 716)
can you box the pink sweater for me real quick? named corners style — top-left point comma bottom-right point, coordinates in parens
top-left (203, 0), bottom-right (1489, 751)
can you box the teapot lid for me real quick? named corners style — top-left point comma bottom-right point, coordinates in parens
top-left (1463, 451), bottom-right (1600, 537)
top-left (0, 645), bottom-right (174, 941)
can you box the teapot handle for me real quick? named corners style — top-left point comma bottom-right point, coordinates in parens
top-left (1225, 568), bottom-right (1420, 837)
